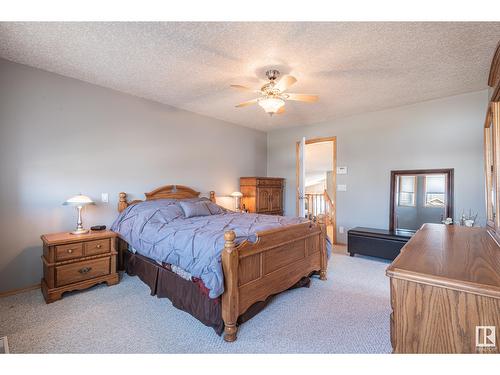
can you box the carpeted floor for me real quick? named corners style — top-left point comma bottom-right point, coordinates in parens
top-left (0, 250), bottom-right (392, 353)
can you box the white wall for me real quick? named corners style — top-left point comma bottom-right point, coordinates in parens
top-left (0, 59), bottom-right (267, 293)
top-left (305, 180), bottom-right (326, 193)
top-left (268, 90), bottom-right (488, 243)
top-left (0, 57), bottom-right (490, 291)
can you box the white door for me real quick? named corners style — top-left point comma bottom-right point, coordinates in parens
top-left (298, 137), bottom-right (306, 218)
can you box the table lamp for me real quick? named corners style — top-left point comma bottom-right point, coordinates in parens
top-left (230, 191), bottom-right (243, 212)
top-left (63, 194), bottom-right (95, 234)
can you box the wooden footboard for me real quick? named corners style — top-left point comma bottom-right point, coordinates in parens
top-left (221, 219), bottom-right (327, 342)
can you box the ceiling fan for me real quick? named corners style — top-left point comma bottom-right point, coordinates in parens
top-left (231, 69), bottom-right (318, 116)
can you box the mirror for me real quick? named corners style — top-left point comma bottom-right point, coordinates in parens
top-left (485, 105), bottom-right (496, 226)
top-left (390, 169), bottom-right (454, 232)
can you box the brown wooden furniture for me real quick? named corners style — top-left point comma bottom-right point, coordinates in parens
top-left (41, 230), bottom-right (119, 303)
top-left (117, 184), bottom-right (327, 342)
top-left (485, 41), bottom-right (500, 243)
top-left (240, 177), bottom-right (284, 215)
top-left (386, 224), bottom-right (500, 353)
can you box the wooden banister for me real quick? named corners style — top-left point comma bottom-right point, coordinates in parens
top-left (323, 189), bottom-right (334, 209)
top-left (304, 190), bottom-right (335, 224)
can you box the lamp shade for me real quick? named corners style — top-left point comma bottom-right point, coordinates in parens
top-left (63, 194), bottom-right (95, 206)
top-left (230, 192), bottom-right (243, 198)
top-left (258, 97), bottom-right (285, 114)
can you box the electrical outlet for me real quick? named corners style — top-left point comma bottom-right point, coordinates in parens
top-left (101, 193), bottom-right (109, 203)
top-left (339, 226), bottom-right (345, 234)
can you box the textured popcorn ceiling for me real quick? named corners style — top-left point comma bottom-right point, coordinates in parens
top-left (1, 22), bottom-right (499, 131)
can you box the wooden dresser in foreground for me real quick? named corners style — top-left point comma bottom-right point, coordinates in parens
top-left (41, 230), bottom-right (119, 303)
top-left (386, 223), bottom-right (500, 353)
top-left (240, 177), bottom-right (284, 215)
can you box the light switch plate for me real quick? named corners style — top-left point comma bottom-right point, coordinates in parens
top-left (339, 226), bottom-right (345, 234)
top-left (337, 166), bottom-right (348, 175)
top-left (337, 184), bottom-right (347, 192)
top-left (101, 193), bottom-right (109, 203)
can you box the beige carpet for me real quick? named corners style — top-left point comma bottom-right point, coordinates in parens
top-left (0, 249), bottom-right (392, 353)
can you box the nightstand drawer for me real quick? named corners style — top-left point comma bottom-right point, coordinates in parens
top-left (55, 243), bottom-right (84, 261)
top-left (55, 257), bottom-right (110, 287)
top-left (84, 239), bottom-right (110, 256)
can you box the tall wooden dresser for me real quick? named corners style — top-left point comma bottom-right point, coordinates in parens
top-left (240, 177), bottom-right (284, 215)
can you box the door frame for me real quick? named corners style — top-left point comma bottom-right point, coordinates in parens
top-left (295, 136), bottom-right (337, 244)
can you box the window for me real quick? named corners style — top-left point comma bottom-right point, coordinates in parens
top-left (398, 175), bottom-right (416, 206)
top-left (424, 174), bottom-right (446, 207)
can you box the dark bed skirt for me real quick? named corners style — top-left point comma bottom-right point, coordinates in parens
top-left (124, 251), bottom-right (312, 336)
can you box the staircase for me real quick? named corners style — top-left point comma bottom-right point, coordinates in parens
top-left (305, 189), bottom-right (335, 225)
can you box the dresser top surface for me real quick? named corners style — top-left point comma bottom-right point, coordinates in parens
top-left (41, 230), bottom-right (117, 245)
top-left (386, 223), bottom-right (500, 298)
top-left (240, 177), bottom-right (284, 180)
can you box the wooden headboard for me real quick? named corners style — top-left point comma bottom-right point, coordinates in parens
top-left (118, 184), bottom-right (216, 212)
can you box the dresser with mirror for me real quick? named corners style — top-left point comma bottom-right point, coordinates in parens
top-left (386, 41), bottom-right (500, 354)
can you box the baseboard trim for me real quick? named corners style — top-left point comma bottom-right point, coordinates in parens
top-left (0, 283), bottom-right (40, 298)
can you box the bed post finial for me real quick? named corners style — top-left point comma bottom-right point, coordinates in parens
top-left (209, 191), bottom-right (216, 203)
top-left (118, 192), bottom-right (128, 213)
top-left (222, 230), bottom-right (239, 342)
top-left (224, 230), bottom-right (236, 249)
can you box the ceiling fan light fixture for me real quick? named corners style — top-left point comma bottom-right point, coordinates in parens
top-left (232, 69), bottom-right (316, 115)
top-left (258, 97), bottom-right (285, 115)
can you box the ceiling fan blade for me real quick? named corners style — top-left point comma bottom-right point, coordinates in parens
top-left (274, 75), bottom-right (297, 92)
top-left (286, 93), bottom-right (319, 103)
top-left (235, 98), bottom-right (259, 108)
top-left (230, 85), bottom-right (261, 93)
top-left (276, 106), bottom-right (285, 115)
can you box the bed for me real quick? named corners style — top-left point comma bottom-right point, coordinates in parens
top-left (113, 184), bottom-right (328, 342)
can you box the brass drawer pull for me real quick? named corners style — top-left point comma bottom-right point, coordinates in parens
top-left (78, 267), bottom-right (92, 274)
top-left (67, 249), bottom-right (74, 254)
top-left (96, 244), bottom-right (102, 248)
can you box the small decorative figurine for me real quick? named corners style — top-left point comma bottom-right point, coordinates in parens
top-left (460, 209), bottom-right (478, 227)
top-left (442, 217), bottom-right (453, 225)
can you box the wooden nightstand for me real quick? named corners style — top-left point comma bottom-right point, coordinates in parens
top-left (40, 230), bottom-right (119, 303)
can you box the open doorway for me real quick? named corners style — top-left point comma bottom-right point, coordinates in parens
top-left (296, 137), bottom-right (337, 243)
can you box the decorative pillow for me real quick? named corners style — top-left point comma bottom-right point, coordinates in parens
top-left (179, 201), bottom-right (211, 218)
top-left (205, 201), bottom-right (225, 215)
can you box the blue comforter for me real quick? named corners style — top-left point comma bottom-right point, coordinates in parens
top-left (111, 198), bottom-right (329, 298)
